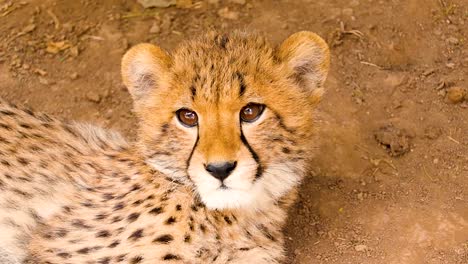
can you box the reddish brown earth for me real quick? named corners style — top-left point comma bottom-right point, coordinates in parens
top-left (1, 0), bottom-right (467, 263)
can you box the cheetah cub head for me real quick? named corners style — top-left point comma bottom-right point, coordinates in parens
top-left (122, 32), bottom-right (329, 210)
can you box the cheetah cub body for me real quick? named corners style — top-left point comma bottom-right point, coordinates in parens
top-left (0, 31), bottom-right (329, 263)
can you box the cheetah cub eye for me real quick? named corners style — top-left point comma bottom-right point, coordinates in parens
top-left (176, 108), bottom-right (198, 127)
top-left (240, 103), bottom-right (265, 123)
top-left (122, 31), bottom-right (330, 210)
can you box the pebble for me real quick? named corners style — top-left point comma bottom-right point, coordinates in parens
top-left (137, 0), bottom-right (175, 8)
top-left (86, 91), bottom-right (101, 103)
top-left (354, 245), bottom-right (368, 252)
top-left (446, 86), bottom-right (466, 104)
top-left (38, 77), bottom-right (49, 85)
top-left (149, 23), bottom-right (161, 34)
top-left (445, 62), bottom-right (455, 69)
top-left (446, 37), bottom-right (459, 45)
top-left (70, 72), bottom-right (79, 80)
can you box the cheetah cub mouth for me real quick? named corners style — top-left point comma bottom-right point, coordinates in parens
top-left (121, 31), bottom-right (329, 210)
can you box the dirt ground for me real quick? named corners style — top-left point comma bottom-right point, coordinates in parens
top-left (1, 0), bottom-right (467, 263)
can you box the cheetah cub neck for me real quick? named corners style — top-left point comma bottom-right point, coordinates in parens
top-left (122, 31), bottom-right (329, 211)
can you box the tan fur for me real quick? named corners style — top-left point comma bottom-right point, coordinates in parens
top-left (0, 31), bottom-right (329, 263)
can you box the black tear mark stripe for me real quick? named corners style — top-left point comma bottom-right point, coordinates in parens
top-left (240, 129), bottom-right (263, 180)
top-left (186, 126), bottom-right (200, 178)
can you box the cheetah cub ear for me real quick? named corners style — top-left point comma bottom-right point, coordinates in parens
top-left (121, 43), bottom-right (171, 103)
top-left (278, 31), bottom-right (330, 103)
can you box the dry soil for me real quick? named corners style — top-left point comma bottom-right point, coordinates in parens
top-left (0, 0), bottom-right (467, 263)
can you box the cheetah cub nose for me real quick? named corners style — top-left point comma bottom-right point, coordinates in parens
top-left (205, 161), bottom-right (237, 181)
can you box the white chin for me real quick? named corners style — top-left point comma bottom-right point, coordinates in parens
top-left (201, 188), bottom-right (255, 210)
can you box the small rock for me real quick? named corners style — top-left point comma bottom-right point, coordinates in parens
top-left (218, 7), bottom-right (239, 20)
top-left (446, 62), bottom-right (455, 69)
top-left (137, 0), bottom-right (176, 8)
top-left (446, 37), bottom-right (459, 45)
top-left (70, 46), bottom-right (79, 57)
top-left (86, 91), bottom-right (101, 103)
top-left (70, 72), bottom-right (79, 80)
top-left (22, 64), bottom-right (30, 70)
top-left (38, 77), bottom-right (49, 85)
top-left (374, 124), bottom-right (412, 157)
top-left (446, 86), bottom-right (466, 104)
top-left (34, 68), bottom-right (47, 76)
top-left (22, 24), bottom-right (36, 34)
top-left (149, 22), bottom-right (161, 34)
top-left (354, 245), bottom-right (368, 252)
top-left (424, 126), bottom-right (442, 140)
top-left (422, 69), bottom-right (434, 76)
top-left (357, 192), bottom-right (364, 200)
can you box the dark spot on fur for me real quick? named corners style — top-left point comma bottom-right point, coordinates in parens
top-left (153, 234), bottom-right (173, 244)
top-left (98, 257), bottom-right (111, 264)
top-left (57, 252), bottom-right (71, 259)
top-left (127, 212), bottom-right (140, 222)
top-left (19, 123), bottom-right (33, 129)
top-left (163, 254), bottom-right (180, 260)
top-left (96, 230), bottom-right (111, 238)
top-left (115, 254), bottom-right (127, 262)
top-left (130, 256), bottom-right (143, 264)
top-left (108, 240), bottom-right (120, 248)
top-left (71, 219), bottom-right (92, 229)
top-left (0, 110), bottom-right (16, 116)
top-left (128, 229), bottom-right (144, 241)
top-left (0, 123), bottom-right (12, 130)
top-left (17, 157), bottom-right (29, 165)
top-left (95, 213), bottom-right (108, 220)
top-left (224, 216), bottom-right (232, 225)
top-left (200, 224), bottom-right (206, 233)
top-left (149, 206), bottom-right (163, 215)
top-left (113, 202), bottom-right (125, 211)
top-left (77, 247), bottom-right (90, 254)
top-left (282, 147), bottom-right (291, 154)
top-left (165, 216), bottom-right (176, 225)
top-left (111, 215), bottom-right (123, 223)
top-left (184, 234), bottom-right (191, 243)
top-left (176, 204), bottom-right (182, 211)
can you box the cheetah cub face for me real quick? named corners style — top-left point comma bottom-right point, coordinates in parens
top-left (122, 32), bottom-right (329, 210)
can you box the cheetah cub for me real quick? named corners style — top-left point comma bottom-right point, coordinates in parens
top-left (0, 31), bottom-right (329, 263)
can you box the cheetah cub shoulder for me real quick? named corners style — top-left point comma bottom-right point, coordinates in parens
top-left (1, 31), bottom-right (329, 263)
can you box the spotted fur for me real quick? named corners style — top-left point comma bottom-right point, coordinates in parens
top-left (0, 31), bottom-right (329, 263)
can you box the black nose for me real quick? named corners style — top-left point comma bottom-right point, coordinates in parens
top-left (205, 161), bottom-right (237, 181)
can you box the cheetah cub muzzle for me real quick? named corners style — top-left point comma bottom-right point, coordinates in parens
top-left (0, 31), bottom-right (329, 263)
